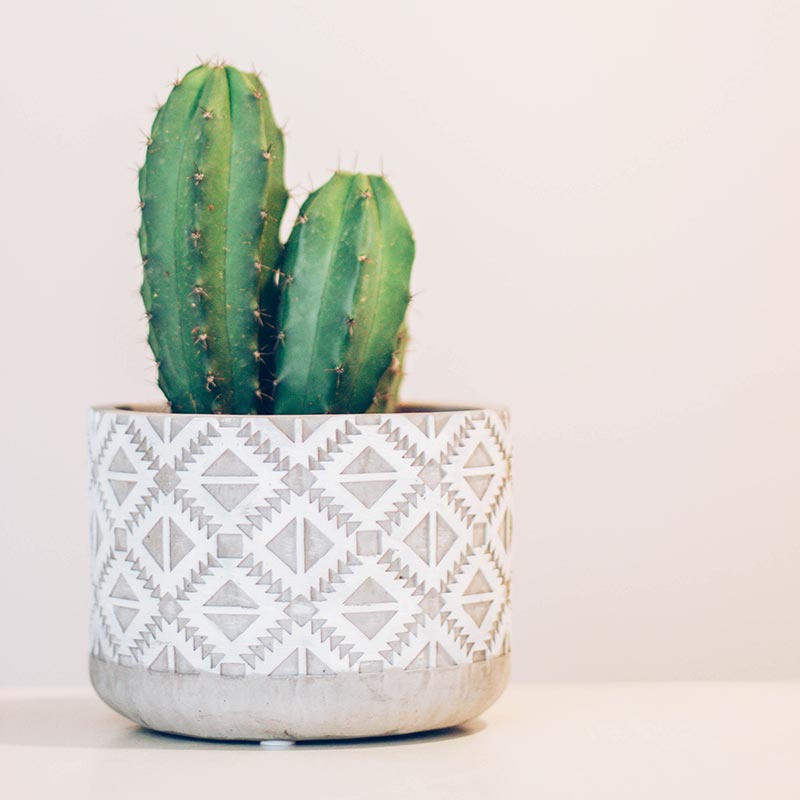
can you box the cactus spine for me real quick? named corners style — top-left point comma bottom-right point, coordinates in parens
top-left (273, 172), bottom-right (415, 414)
top-left (139, 64), bottom-right (287, 414)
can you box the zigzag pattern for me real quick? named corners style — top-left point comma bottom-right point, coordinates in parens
top-left (88, 407), bottom-right (512, 677)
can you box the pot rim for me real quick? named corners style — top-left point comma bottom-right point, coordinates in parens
top-left (90, 402), bottom-right (509, 420)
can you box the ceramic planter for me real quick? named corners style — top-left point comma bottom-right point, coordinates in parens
top-left (88, 405), bottom-right (512, 740)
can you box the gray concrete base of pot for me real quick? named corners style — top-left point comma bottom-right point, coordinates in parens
top-left (90, 653), bottom-right (510, 741)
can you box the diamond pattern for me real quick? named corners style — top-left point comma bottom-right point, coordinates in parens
top-left (89, 407), bottom-right (512, 677)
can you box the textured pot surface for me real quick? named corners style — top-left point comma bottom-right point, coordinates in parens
top-left (88, 405), bottom-right (512, 740)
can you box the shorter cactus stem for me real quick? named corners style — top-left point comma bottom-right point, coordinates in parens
top-left (273, 172), bottom-right (415, 415)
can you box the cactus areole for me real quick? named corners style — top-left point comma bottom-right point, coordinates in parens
top-left (138, 63), bottom-right (415, 416)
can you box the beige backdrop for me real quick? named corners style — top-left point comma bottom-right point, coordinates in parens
top-left (1, 0), bottom-right (798, 686)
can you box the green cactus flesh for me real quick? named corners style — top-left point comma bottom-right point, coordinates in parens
top-left (368, 322), bottom-right (408, 413)
top-left (138, 64), bottom-right (287, 414)
top-left (273, 172), bottom-right (415, 414)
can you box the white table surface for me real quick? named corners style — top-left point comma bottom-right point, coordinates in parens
top-left (1, 682), bottom-right (798, 799)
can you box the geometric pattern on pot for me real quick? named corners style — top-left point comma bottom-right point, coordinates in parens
top-left (88, 407), bottom-right (512, 677)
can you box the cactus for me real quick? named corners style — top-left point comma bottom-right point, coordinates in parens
top-left (368, 322), bottom-right (408, 413)
top-left (138, 65), bottom-right (416, 416)
top-left (272, 172), bottom-right (415, 414)
top-left (138, 64), bottom-right (287, 414)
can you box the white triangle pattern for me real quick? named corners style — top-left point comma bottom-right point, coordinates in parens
top-left (88, 407), bottom-right (512, 676)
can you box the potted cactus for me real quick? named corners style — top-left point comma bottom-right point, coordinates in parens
top-left (88, 62), bottom-right (512, 741)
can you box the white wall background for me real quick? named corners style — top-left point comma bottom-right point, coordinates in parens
top-left (1, 0), bottom-right (798, 686)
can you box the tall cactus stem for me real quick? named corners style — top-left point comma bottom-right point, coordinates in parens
top-left (138, 64), bottom-right (287, 414)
